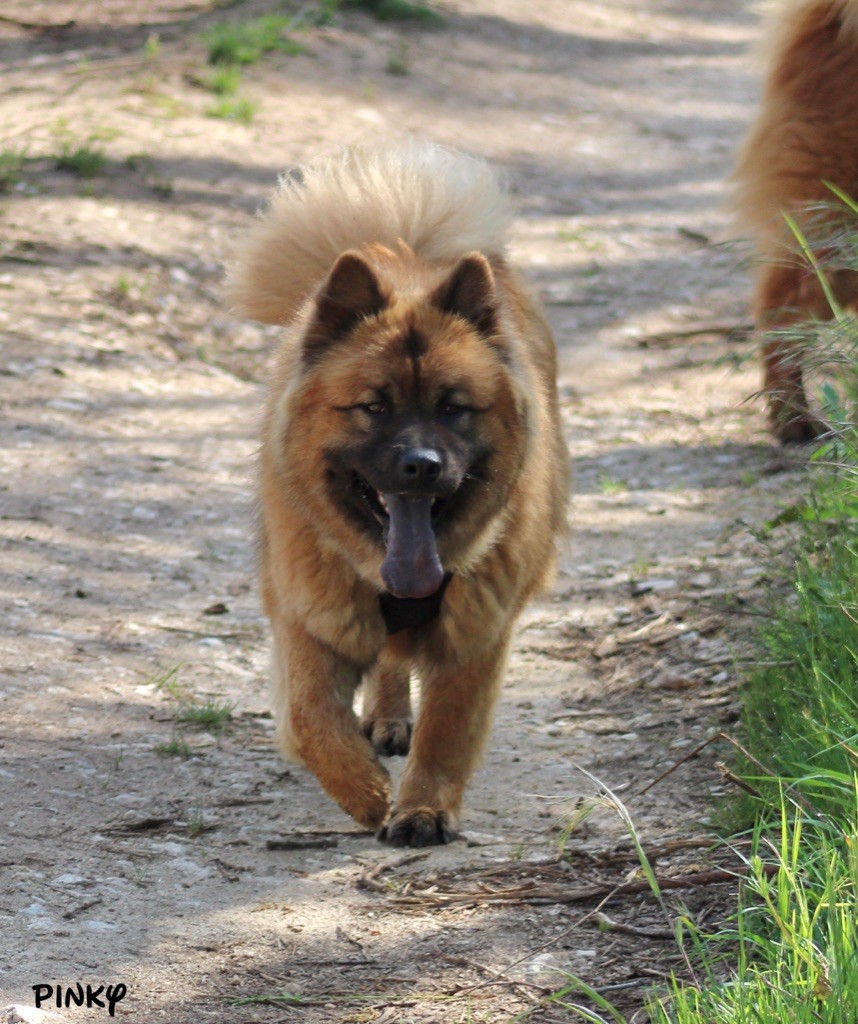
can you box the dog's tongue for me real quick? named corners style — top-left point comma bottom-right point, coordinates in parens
top-left (380, 494), bottom-right (444, 600)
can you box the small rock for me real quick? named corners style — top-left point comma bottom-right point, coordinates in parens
top-left (464, 831), bottom-right (507, 847)
top-left (52, 873), bottom-right (88, 886)
top-left (593, 637), bottom-right (619, 659)
top-left (521, 952), bottom-right (559, 982)
top-left (20, 903), bottom-right (48, 918)
top-left (649, 670), bottom-right (697, 691)
top-left (166, 857), bottom-right (213, 882)
top-left (83, 920), bottom-right (118, 932)
top-left (130, 505), bottom-right (158, 520)
top-left (689, 572), bottom-right (713, 588)
top-left (4, 1007), bottom-right (68, 1024)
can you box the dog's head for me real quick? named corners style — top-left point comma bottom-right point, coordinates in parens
top-left (280, 244), bottom-right (530, 598)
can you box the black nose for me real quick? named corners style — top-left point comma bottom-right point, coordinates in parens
top-left (397, 448), bottom-right (443, 488)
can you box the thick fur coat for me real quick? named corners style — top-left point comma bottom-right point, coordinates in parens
top-left (230, 141), bottom-right (569, 846)
top-left (733, 0), bottom-right (858, 441)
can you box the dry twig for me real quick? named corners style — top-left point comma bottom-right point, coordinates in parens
top-left (392, 863), bottom-right (777, 909)
top-left (593, 911), bottom-right (675, 940)
top-left (62, 896), bottom-right (103, 920)
top-left (635, 322), bottom-right (752, 348)
top-left (356, 850), bottom-right (432, 892)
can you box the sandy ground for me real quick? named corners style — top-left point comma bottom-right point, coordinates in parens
top-left (0, 1), bottom-right (809, 1020)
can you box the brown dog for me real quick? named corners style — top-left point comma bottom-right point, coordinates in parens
top-left (230, 141), bottom-right (569, 846)
top-left (732, 0), bottom-right (858, 442)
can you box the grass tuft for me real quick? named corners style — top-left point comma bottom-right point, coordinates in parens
top-left (154, 735), bottom-right (192, 759)
top-left (538, 197), bottom-right (858, 1024)
top-left (175, 697), bottom-right (235, 734)
top-left (147, 663), bottom-right (186, 700)
top-left (204, 64), bottom-right (242, 96)
top-left (56, 141), bottom-right (106, 177)
top-left (203, 15), bottom-right (302, 65)
top-left (385, 40), bottom-right (410, 75)
top-left (342, 0), bottom-right (441, 22)
top-left (0, 147), bottom-right (26, 192)
top-left (205, 96), bottom-right (257, 124)
top-left (651, 200), bottom-right (858, 1022)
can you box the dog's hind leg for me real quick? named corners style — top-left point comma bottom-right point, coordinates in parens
top-left (361, 638), bottom-right (413, 757)
top-left (756, 257), bottom-right (827, 443)
top-left (270, 617), bottom-right (392, 829)
top-left (756, 260), bottom-right (857, 443)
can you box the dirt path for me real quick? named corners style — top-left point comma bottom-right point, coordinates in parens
top-left (1, 2), bottom-right (808, 1020)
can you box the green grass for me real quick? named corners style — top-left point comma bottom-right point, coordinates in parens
top-left (738, 506), bottom-right (858, 819)
top-left (293, 0), bottom-right (339, 26)
top-left (55, 141), bottom-right (106, 177)
top-left (642, 798), bottom-right (858, 1024)
top-left (597, 473), bottom-right (627, 496)
top-left (535, 201), bottom-right (858, 1024)
top-left (154, 735), bottom-right (192, 759)
top-left (205, 96), bottom-right (257, 124)
top-left (203, 15), bottom-right (303, 65)
top-left (175, 697), bottom-right (235, 734)
top-left (185, 810), bottom-right (217, 837)
top-left (147, 664), bottom-right (234, 741)
top-left (0, 147), bottom-right (26, 192)
top-left (124, 152), bottom-right (174, 198)
top-left (148, 663), bottom-right (186, 700)
top-left (142, 32), bottom-right (161, 61)
top-left (342, 0), bottom-right (441, 22)
top-left (203, 64), bottom-right (242, 96)
top-left (647, 208), bottom-right (858, 1023)
top-left (385, 40), bottom-right (410, 75)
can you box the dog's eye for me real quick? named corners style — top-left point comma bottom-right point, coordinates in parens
top-left (364, 401), bottom-right (388, 416)
top-left (440, 402), bottom-right (468, 419)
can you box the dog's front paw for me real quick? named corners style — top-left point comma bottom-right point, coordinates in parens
top-left (362, 717), bottom-right (413, 757)
top-left (335, 764), bottom-right (392, 830)
top-left (378, 807), bottom-right (457, 847)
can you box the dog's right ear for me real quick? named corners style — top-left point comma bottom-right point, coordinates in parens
top-left (304, 252), bottom-right (386, 356)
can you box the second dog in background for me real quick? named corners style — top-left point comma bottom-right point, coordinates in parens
top-left (732, 0), bottom-right (858, 442)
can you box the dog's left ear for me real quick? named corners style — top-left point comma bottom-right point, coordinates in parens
top-left (432, 252), bottom-right (499, 336)
top-left (306, 252), bottom-right (387, 353)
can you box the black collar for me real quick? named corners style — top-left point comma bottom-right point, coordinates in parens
top-left (379, 574), bottom-right (452, 635)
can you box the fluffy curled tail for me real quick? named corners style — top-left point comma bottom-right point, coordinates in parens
top-left (228, 139), bottom-right (514, 325)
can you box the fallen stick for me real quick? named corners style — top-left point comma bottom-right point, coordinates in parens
top-left (593, 911), bottom-right (675, 941)
top-left (0, 14), bottom-right (74, 29)
top-left (104, 815), bottom-right (174, 833)
top-left (62, 896), bottom-right (103, 920)
top-left (716, 761), bottom-right (764, 800)
top-left (266, 837), bottom-right (338, 851)
top-left (392, 863), bottom-right (779, 909)
top-left (356, 850), bottom-right (432, 891)
top-left (635, 322), bottom-right (752, 348)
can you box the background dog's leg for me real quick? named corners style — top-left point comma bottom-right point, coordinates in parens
top-left (271, 617), bottom-right (391, 829)
top-left (381, 636), bottom-right (512, 847)
top-left (756, 260), bottom-right (857, 444)
top-left (361, 638), bottom-right (413, 757)
top-left (756, 261), bottom-right (827, 443)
